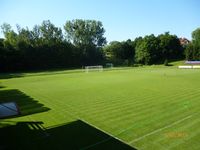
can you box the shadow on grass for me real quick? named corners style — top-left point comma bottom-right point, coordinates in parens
top-left (0, 73), bottom-right (24, 79)
top-left (164, 64), bottom-right (173, 66)
top-left (0, 86), bottom-right (4, 89)
top-left (0, 89), bottom-right (50, 118)
top-left (0, 69), bottom-right (85, 80)
top-left (0, 120), bottom-right (136, 150)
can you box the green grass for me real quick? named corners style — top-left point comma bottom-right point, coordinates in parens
top-left (1, 66), bottom-right (200, 150)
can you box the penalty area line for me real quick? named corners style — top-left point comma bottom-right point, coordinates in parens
top-left (129, 115), bottom-right (193, 144)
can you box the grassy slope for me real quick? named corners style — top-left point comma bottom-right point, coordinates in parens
top-left (1, 66), bottom-right (200, 150)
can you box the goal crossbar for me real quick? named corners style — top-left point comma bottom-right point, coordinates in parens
top-left (85, 65), bottom-right (103, 73)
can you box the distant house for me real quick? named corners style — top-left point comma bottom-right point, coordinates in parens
top-left (179, 37), bottom-right (190, 47)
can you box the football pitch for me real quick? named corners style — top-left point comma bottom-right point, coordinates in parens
top-left (0, 66), bottom-right (200, 150)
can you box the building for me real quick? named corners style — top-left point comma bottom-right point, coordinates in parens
top-left (179, 37), bottom-right (190, 47)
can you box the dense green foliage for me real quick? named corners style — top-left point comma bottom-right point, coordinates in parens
top-left (64, 19), bottom-right (106, 65)
top-left (103, 39), bottom-right (134, 65)
top-left (135, 34), bottom-right (161, 64)
top-left (64, 19), bottom-right (106, 47)
top-left (0, 20), bottom-right (106, 71)
top-left (1, 67), bottom-right (200, 149)
top-left (1, 20), bottom-right (199, 72)
top-left (104, 32), bottom-right (183, 65)
top-left (185, 28), bottom-right (200, 60)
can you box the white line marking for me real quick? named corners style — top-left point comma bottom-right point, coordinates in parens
top-left (80, 136), bottom-right (112, 150)
top-left (80, 119), bottom-right (135, 150)
top-left (129, 115), bottom-right (192, 144)
top-left (52, 104), bottom-right (137, 150)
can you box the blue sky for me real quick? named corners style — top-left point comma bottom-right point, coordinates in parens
top-left (0, 0), bottom-right (199, 42)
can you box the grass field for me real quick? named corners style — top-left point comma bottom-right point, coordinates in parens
top-left (0, 66), bottom-right (200, 150)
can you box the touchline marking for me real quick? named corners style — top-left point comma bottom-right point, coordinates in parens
top-left (129, 115), bottom-right (192, 144)
top-left (53, 102), bottom-right (138, 150)
top-left (80, 119), bottom-right (136, 150)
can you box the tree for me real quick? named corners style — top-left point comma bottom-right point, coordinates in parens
top-left (135, 34), bottom-right (160, 65)
top-left (103, 41), bottom-right (124, 64)
top-left (158, 32), bottom-right (183, 61)
top-left (185, 27), bottom-right (200, 60)
top-left (185, 43), bottom-right (194, 60)
top-left (164, 59), bottom-right (169, 66)
top-left (0, 21), bottom-right (73, 71)
top-left (1, 23), bottom-right (12, 37)
top-left (64, 19), bottom-right (106, 47)
top-left (1, 23), bottom-right (18, 48)
top-left (135, 39), bottom-right (150, 65)
top-left (64, 19), bottom-right (106, 65)
top-left (192, 28), bottom-right (200, 47)
top-left (121, 39), bottom-right (135, 64)
top-left (103, 40), bottom-right (135, 65)
top-left (191, 28), bottom-right (200, 59)
top-left (40, 20), bottom-right (63, 45)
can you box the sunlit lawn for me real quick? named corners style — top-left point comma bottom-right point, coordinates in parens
top-left (1, 66), bottom-right (200, 150)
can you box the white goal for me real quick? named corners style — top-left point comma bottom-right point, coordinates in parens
top-left (85, 65), bottom-right (103, 73)
top-left (106, 63), bottom-right (113, 69)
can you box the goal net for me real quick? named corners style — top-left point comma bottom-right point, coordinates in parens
top-left (106, 63), bottom-right (113, 69)
top-left (85, 65), bottom-right (103, 73)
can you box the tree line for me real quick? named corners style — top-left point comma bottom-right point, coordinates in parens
top-left (0, 20), bottom-right (106, 71)
top-left (0, 19), bottom-right (199, 72)
top-left (104, 32), bottom-right (184, 65)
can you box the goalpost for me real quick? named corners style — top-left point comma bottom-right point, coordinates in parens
top-left (85, 65), bottom-right (103, 73)
top-left (106, 63), bottom-right (113, 69)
